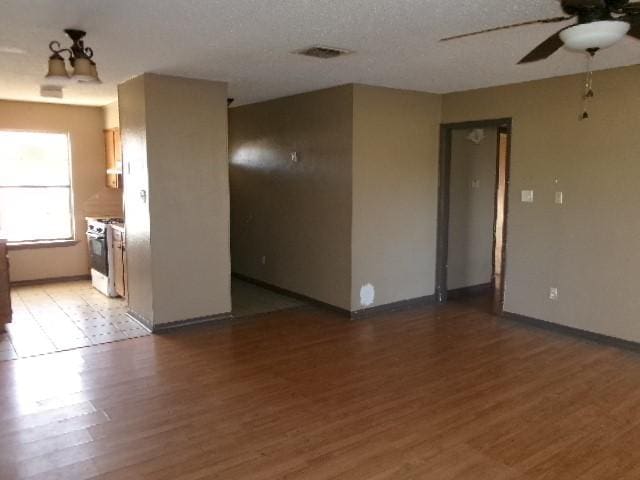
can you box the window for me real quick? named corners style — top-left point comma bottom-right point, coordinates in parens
top-left (0, 131), bottom-right (74, 244)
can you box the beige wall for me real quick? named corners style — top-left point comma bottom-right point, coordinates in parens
top-left (351, 85), bottom-right (441, 310)
top-left (102, 102), bottom-right (119, 129)
top-left (229, 86), bottom-right (353, 310)
top-left (447, 128), bottom-right (497, 290)
top-left (0, 100), bottom-right (122, 282)
top-left (442, 64), bottom-right (640, 342)
top-left (119, 74), bottom-right (231, 328)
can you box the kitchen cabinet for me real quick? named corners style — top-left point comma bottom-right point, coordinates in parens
top-left (0, 241), bottom-right (11, 331)
top-left (111, 226), bottom-right (127, 298)
top-left (104, 128), bottom-right (122, 189)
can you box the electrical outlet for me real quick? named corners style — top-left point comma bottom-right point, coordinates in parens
top-left (549, 287), bottom-right (559, 301)
top-left (521, 190), bottom-right (534, 203)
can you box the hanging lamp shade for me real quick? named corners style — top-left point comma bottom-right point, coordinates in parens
top-left (44, 53), bottom-right (70, 85)
top-left (87, 61), bottom-right (102, 84)
top-left (72, 57), bottom-right (94, 82)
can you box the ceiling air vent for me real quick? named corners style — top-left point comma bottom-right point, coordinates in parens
top-left (295, 46), bottom-right (352, 59)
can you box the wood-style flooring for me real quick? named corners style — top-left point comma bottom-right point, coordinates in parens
top-left (1, 296), bottom-right (640, 479)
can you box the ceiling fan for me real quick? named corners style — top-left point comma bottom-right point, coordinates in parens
top-left (440, 0), bottom-right (640, 64)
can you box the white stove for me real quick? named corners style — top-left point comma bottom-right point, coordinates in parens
top-left (86, 217), bottom-right (123, 297)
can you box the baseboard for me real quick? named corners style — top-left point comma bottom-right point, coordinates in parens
top-left (502, 311), bottom-right (640, 352)
top-left (351, 294), bottom-right (437, 319)
top-left (447, 282), bottom-right (492, 299)
top-left (152, 312), bottom-right (233, 333)
top-left (233, 273), bottom-right (438, 320)
top-left (232, 272), bottom-right (351, 316)
top-left (11, 274), bottom-right (91, 287)
top-left (126, 309), bottom-right (153, 331)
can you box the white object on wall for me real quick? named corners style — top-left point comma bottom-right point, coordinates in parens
top-left (521, 190), bottom-right (534, 203)
top-left (466, 128), bottom-right (485, 144)
top-left (360, 283), bottom-right (375, 307)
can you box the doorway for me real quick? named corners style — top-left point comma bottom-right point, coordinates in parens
top-left (435, 118), bottom-right (511, 313)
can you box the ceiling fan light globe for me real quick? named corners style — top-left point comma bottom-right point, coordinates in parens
top-left (559, 20), bottom-right (630, 51)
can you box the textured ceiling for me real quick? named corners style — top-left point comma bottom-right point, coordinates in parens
top-left (1, 0), bottom-right (639, 106)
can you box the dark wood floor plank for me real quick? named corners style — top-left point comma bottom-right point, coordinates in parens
top-left (2, 297), bottom-right (640, 479)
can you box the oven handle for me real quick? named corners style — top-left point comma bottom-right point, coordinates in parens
top-left (86, 232), bottom-right (105, 240)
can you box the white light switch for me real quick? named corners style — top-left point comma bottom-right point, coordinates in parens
top-left (555, 191), bottom-right (563, 205)
top-left (521, 190), bottom-right (534, 203)
top-left (471, 179), bottom-right (480, 189)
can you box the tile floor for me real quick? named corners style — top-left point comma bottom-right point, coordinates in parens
top-left (1, 280), bottom-right (149, 360)
top-left (0, 278), bottom-right (306, 362)
top-left (231, 277), bottom-right (306, 318)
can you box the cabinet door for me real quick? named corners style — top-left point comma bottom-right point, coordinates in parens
top-left (113, 239), bottom-right (126, 298)
top-left (104, 129), bottom-right (119, 189)
top-left (0, 243), bottom-right (11, 330)
top-left (104, 129), bottom-right (122, 189)
top-left (113, 128), bottom-right (122, 166)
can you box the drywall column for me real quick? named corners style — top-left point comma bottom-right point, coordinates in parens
top-left (351, 85), bottom-right (441, 311)
top-left (118, 73), bottom-right (231, 329)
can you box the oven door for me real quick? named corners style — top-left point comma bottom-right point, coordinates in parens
top-left (87, 233), bottom-right (109, 275)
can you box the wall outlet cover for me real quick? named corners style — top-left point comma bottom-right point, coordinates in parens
top-left (521, 190), bottom-right (534, 203)
top-left (549, 287), bottom-right (559, 300)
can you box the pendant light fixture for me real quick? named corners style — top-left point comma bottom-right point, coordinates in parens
top-left (44, 29), bottom-right (101, 87)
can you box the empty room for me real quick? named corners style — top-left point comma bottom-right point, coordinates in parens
top-left (1, 0), bottom-right (640, 478)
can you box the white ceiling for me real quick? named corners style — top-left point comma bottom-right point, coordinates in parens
top-left (1, 0), bottom-right (639, 107)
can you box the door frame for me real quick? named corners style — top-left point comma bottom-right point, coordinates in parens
top-left (435, 118), bottom-right (512, 313)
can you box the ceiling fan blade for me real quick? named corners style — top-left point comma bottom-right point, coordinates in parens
top-left (628, 20), bottom-right (640, 38)
top-left (563, 0), bottom-right (605, 7)
top-left (518, 28), bottom-right (568, 64)
top-left (440, 16), bottom-right (572, 42)
top-left (622, 2), bottom-right (640, 12)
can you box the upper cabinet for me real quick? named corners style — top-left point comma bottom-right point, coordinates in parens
top-left (104, 128), bottom-right (123, 189)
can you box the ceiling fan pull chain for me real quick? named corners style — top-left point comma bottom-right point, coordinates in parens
top-left (581, 50), bottom-right (596, 120)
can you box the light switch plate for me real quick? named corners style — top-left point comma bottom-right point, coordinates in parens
top-left (471, 179), bottom-right (480, 189)
top-left (521, 190), bottom-right (534, 203)
top-left (555, 191), bottom-right (563, 204)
